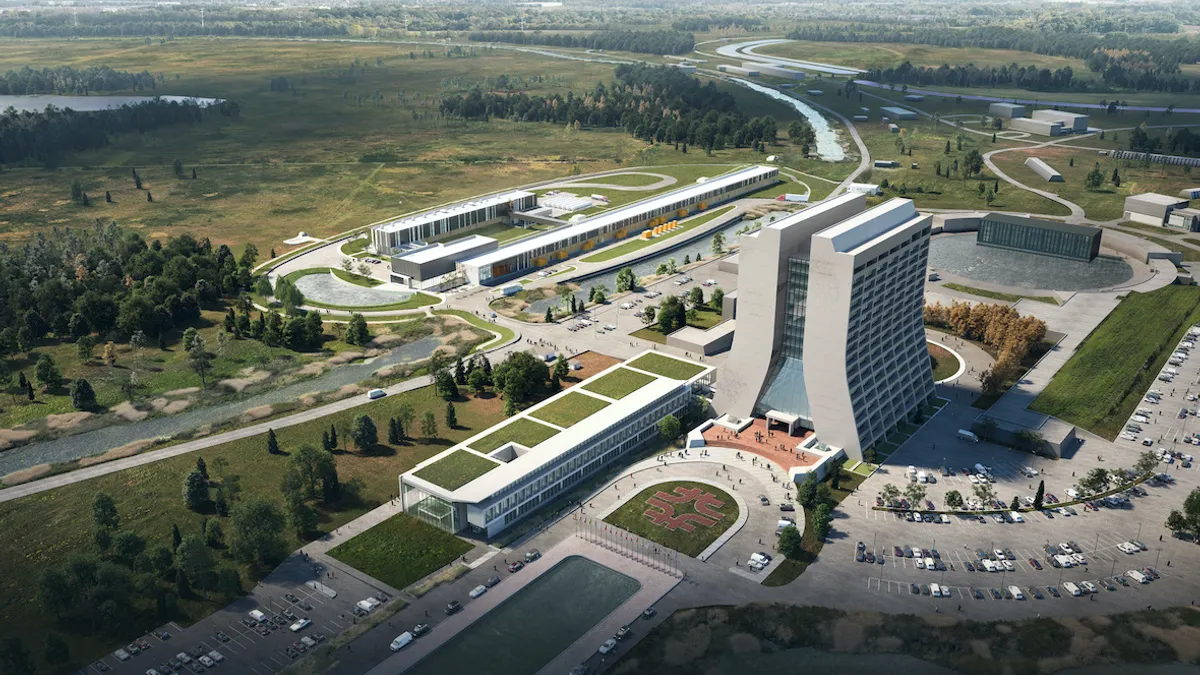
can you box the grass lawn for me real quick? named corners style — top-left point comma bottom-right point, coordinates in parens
top-left (1031, 285), bottom-right (1200, 439)
top-left (582, 368), bottom-right (656, 400)
top-left (432, 309), bottom-right (514, 350)
top-left (0, 382), bottom-right (506, 671)
top-left (327, 512), bottom-right (472, 590)
top-left (304, 291), bottom-right (441, 312)
top-left (413, 450), bottom-right (501, 491)
top-left (581, 172), bottom-right (667, 187)
top-left (528, 391), bottom-right (611, 428)
top-left (941, 282), bottom-right (1059, 305)
top-left (758, 39), bottom-right (1091, 74)
top-left (928, 342), bottom-right (961, 381)
top-left (469, 417), bottom-right (560, 453)
top-left (627, 352), bottom-right (706, 380)
top-left (764, 470), bottom-right (865, 586)
top-left (577, 204), bottom-right (739, 263)
top-left (340, 237), bottom-right (370, 256)
top-left (603, 480), bottom-right (738, 557)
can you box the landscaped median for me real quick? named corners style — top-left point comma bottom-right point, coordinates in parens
top-left (432, 309), bottom-right (516, 351)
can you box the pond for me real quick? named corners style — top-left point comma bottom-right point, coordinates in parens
top-left (294, 273), bottom-right (414, 308)
top-left (928, 233), bottom-right (1134, 291)
top-left (407, 556), bottom-right (640, 675)
top-left (0, 336), bottom-right (446, 476)
top-left (728, 78), bottom-right (846, 161)
top-left (0, 94), bottom-right (223, 112)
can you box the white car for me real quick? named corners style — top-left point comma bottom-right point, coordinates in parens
top-left (1062, 582), bottom-right (1081, 596)
top-left (915, 558), bottom-right (926, 569)
top-left (924, 557), bottom-right (936, 570)
top-left (969, 474), bottom-right (980, 484)
top-left (599, 638), bottom-right (618, 655)
top-left (983, 559), bottom-right (997, 572)
top-left (390, 632), bottom-right (413, 651)
top-left (930, 583), bottom-right (942, 597)
top-left (1002, 560), bottom-right (1015, 572)
top-left (1118, 542), bottom-right (1139, 554)
top-left (940, 514), bottom-right (951, 524)
top-left (468, 585), bottom-right (488, 599)
top-left (1055, 555), bottom-right (1074, 568)
top-left (1010, 512), bottom-right (1024, 523)
top-left (1066, 488), bottom-right (1079, 499)
top-left (207, 650), bottom-right (225, 663)
top-left (176, 653), bottom-right (192, 665)
top-left (994, 549), bottom-right (1006, 560)
top-left (1081, 581), bottom-right (1098, 594)
top-left (1008, 585), bottom-right (1025, 600)
top-left (289, 618), bottom-right (311, 632)
top-left (1128, 570), bottom-right (1149, 584)
top-left (1071, 553), bottom-right (1087, 565)
top-left (367, 388), bottom-right (387, 400)
top-left (114, 649), bottom-right (131, 662)
top-left (198, 656), bottom-right (216, 668)
top-left (1059, 543), bottom-right (1074, 554)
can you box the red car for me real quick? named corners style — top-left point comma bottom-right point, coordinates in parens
top-left (508, 561), bottom-right (525, 573)
top-left (1028, 558), bottom-right (1043, 570)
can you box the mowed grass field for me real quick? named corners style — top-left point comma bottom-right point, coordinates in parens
top-left (0, 38), bottom-right (792, 254)
top-left (603, 480), bottom-right (738, 557)
top-left (1031, 285), bottom-right (1200, 439)
top-left (0, 382), bottom-right (505, 671)
top-left (756, 39), bottom-right (1092, 75)
top-left (327, 512), bottom-right (472, 590)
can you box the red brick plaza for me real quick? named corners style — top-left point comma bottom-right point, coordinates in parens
top-left (700, 417), bottom-right (822, 470)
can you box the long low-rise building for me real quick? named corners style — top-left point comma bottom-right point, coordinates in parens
top-left (399, 351), bottom-right (715, 537)
top-left (880, 106), bottom-right (918, 121)
top-left (1124, 192), bottom-right (1190, 226)
top-left (388, 235), bottom-right (498, 290)
top-left (371, 191), bottom-right (537, 254)
top-left (1009, 117), bottom-right (1063, 136)
top-left (988, 102), bottom-right (1026, 118)
top-left (460, 165), bottom-right (778, 285)
top-left (977, 213), bottom-right (1101, 262)
top-left (750, 63), bottom-right (806, 80)
top-left (1025, 157), bottom-right (1063, 182)
top-left (1032, 109), bottom-right (1089, 133)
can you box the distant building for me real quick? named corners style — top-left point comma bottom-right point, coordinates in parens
top-left (389, 235), bottom-right (497, 290)
top-left (903, 94), bottom-right (925, 102)
top-left (372, 191), bottom-right (536, 254)
top-left (750, 63), bottom-right (806, 80)
top-left (1025, 157), bottom-right (1063, 182)
top-left (1124, 193), bottom-right (1191, 226)
top-left (847, 183), bottom-right (882, 196)
top-left (873, 160), bottom-right (900, 168)
top-left (880, 106), bottom-right (918, 120)
top-left (988, 102), bottom-right (1027, 119)
top-left (1009, 117), bottom-right (1063, 137)
top-left (718, 64), bottom-right (759, 77)
top-left (1167, 207), bottom-right (1200, 232)
top-left (976, 213), bottom-right (1101, 262)
top-left (1031, 109), bottom-right (1089, 133)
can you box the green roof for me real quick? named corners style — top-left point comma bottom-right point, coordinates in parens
top-left (582, 368), bottom-right (657, 400)
top-left (528, 391), bottom-right (611, 428)
top-left (469, 417), bottom-right (560, 453)
top-left (413, 450), bottom-right (501, 491)
top-left (627, 353), bottom-right (707, 380)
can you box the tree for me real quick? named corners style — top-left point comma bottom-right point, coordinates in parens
top-left (711, 288), bottom-right (724, 312)
top-left (396, 404), bottom-right (414, 441)
top-left (0, 638), bottom-right (34, 675)
top-left (435, 370), bottom-right (458, 400)
top-left (1085, 167), bottom-right (1105, 191)
top-left (1136, 450), bottom-right (1159, 476)
top-left (112, 531), bottom-right (146, 565)
top-left (416, 409), bottom-right (436, 438)
top-left (229, 498), bottom-right (287, 565)
top-left (657, 414), bottom-right (681, 439)
top-left (812, 503), bottom-right (832, 539)
top-left (642, 305), bottom-right (657, 326)
top-left (1078, 467), bottom-right (1110, 495)
top-left (173, 158), bottom-right (184, 178)
top-left (94, 526), bottom-right (112, 552)
top-left (103, 341), bottom-right (117, 367)
top-left (329, 423), bottom-right (338, 451)
top-left (266, 428), bottom-right (280, 455)
top-left (468, 367), bottom-right (488, 396)
top-left (454, 356), bottom-right (466, 385)
top-left (963, 149), bottom-right (984, 176)
top-left (93, 492), bottom-right (120, 530)
top-left (183, 469), bottom-right (210, 511)
top-left (615, 267), bottom-right (637, 292)
top-left (204, 519), bottom-right (224, 548)
top-left (1183, 487), bottom-right (1200, 540)
top-left (387, 417), bottom-right (401, 444)
top-left (284, 490), bottom-right (318, 537)
top-left (879, 483), bottom-right (901, 507)
top-left (1011, 495), bottom-right (1022, 511)
top-left (711, 231), bottom-right (726, 255)
top-left (944, 490), bottom-right (963, 509)
top-left (1166, 509), bottom-right (1188, 537)
top-left (196, 456), bottom-right (208, 479)
top-left (904, 483), bottom-right (927, 506)
top-left (171, 523), bottom-right (182, 551)
top-left (351, 414), bottom-right (378, 451)
top-left (1034, 480), bottom-right (1045, 510)
top-left (797, 474), bottom-right (819, 508)
top-left (1111, 167), bottom-right (1121, 187)
top-left (70, 378), bottom-right (96, 410)
top-left (973, 482), bottom-right (996, 505)
top-left (76, 334), bottom-right (96, 361)
top-left (152, 546), bottom-right (174, 575)
top-left (346, 313), bottom-right (371, 346)
top-left (829, 457), bottom-right (846, 490)
top-left (35, 354), bottom-right (62, 389)
top-left (778, 524), bottom-right (804, 559)
top-left (38, 568), bottom-right (73, 619)
top-left (182, 327), bottom-right (199, 351)
top-left (544, 306), bottom-right (554, 323)
top-left (217, 568), bottom-right (242, 597)
top-left (688, 286), bottom-right (704, 308)
top-left (554, 354), bottom-right (570, 382)
top-left (175, 536), bottom-right (215, 598)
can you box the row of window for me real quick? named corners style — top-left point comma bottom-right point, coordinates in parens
top-left (374, 194), bottom-right (537, 251)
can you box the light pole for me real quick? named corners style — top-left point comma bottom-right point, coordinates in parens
top-left (1137, 522), bottom-right (1143, 541)
top-left (1155, 549), bottom-right (1162, 570)
top-left (1094, 532), bottom-right (1100, 557)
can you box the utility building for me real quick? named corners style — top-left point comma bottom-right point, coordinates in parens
top-left (1031, 109), bottom-right (1089, 133)
top-left (1025, 157), bottom-right (1063, 182)
top-left (388, 235), bottom-right (497, 290)
top-left (372, 191), bottom-right (536, 254)
top-left (715, 193), bottom-right (935, 461)
top-left (1124, 193), bottom-right (1190, 226)
top-left (1009, 117), bottom-right (1063, 136)
top-left (750, 63), bottom-right (806, 80)
top-left (879, 106), bottom-right (918, 120)
top-left (976, 213), bottom-right (1101, 262)
top-left (988, 102), bottom-right (1026, 118)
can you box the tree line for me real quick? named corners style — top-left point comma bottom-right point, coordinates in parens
top-left (0, 65), bottom-right (159, 96)
top-left (466, 29), bottom-right (695, 56)
top-left (439, 64), bottom-right (780, 153)
top-left (0, 98), bottom-right (239, 167)
top-left (923, 300), bottom-right (1048, 397)
top-left (867, 62), bottom-right (1080, 93)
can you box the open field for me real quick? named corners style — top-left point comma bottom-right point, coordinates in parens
top-left (469, 417), bottom-right (560, 453)
top-left (327, 512), bottom-right (472, 590)
top-left (582, 367), bottom-right (655, 400)
top-left (990, 146), bottom-right (1200, 222)
top-left (528, 391), bottom-right (611, 428)
top-left (1031, 285), bottom-right (1200, 439)
top-left (0, 38), bottom-right (790, 254)
top-left (0, 382), bottom-right (505, 671)
top-left (602, 480), bottom-right (737, 557)
top-left (757, 39), bottom-right (1093, 75)
top-left (412, 449), bottom-right (501, 491)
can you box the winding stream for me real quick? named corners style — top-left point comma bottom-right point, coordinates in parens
top-left (728, 79), bottom-right (846, 161)
top-left (0, 337), bottom-right (446, 476)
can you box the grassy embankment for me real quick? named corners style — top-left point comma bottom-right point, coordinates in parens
top-left (941, 282), bottom-right (1059, 305)
top-left (1031, 285), bottom-right (1200, 439)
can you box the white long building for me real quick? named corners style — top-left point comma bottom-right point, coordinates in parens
top-left (460, 165), bottom-right (778, 285)
top-left (371, 191), bottom-right (537, 254)
top-left (714, 193), bottom-right (935, 460)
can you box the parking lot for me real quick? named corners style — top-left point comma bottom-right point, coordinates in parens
top-left (1113, 325), bottom-right (1200, 461)
top-left (87, 553), bottom-right (393, 675)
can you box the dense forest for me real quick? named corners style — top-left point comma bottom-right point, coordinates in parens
top-left (791, 25), bottom-right (1200, 92)
top-left (0, 65), bottom-right (158, 96)
top-left (0, 98), bottom-right (238, 166)
top-left (466, 29), bottom-right (695, 55)
top-left (867, 62), bottom-right (1081, 92)
top-left (439, 64), bottom-right (781, 152)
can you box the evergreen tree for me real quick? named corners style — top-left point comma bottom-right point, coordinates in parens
top-left (1033, 479), bottom-right (1045, 510)
top-left (445, 401), bottom-right (458, 429)
top-left (266, 428), bottom-right (280, 455)
top-left (329, 423), bottom-right (338, 450)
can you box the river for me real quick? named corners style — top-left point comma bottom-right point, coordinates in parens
top-left (0, 336), bottom-right (445, 476)
top-left (728, 79), bottom-right (846, 161)
top-left (0, 94), bottom-right (223, 113)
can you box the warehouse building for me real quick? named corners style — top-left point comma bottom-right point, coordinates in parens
top-left (399, 352), bottom-right (714, 537)
top-left (976, 213), bottom-right (1101, 262)
top-left (371, 191), bottom-right (537, 254)
top-left (1009, 117), bottom-right (1063, 137)
top-left (714, 193), bottom-right (935, 461)
top-left (988, 102), bottom-right (1027, 119)
top-left (879, 106), bottom-right (918, 121)
top-left (388, 235), bottom-right (497, 290)
top-left (1167, 207), bottom-right (1200, 232)
top-left (749, 63), bottom-right (806, 80)
top-left (718, 64), bottom-right (760, 77)
top-left (460, 166), bottom-right (778, 285)
top-left (1025, 157), bottom-right (1063, 182)
top-left (1124, 193), bottom-right (1191, 226)
top-left (1032, 109), bottom-right (1089, 133)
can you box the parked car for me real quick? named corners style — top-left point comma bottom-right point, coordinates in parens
top-left (598, 639), bottom-right (618, 655)
top-left (445, 601), bottom-right (462, 615)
